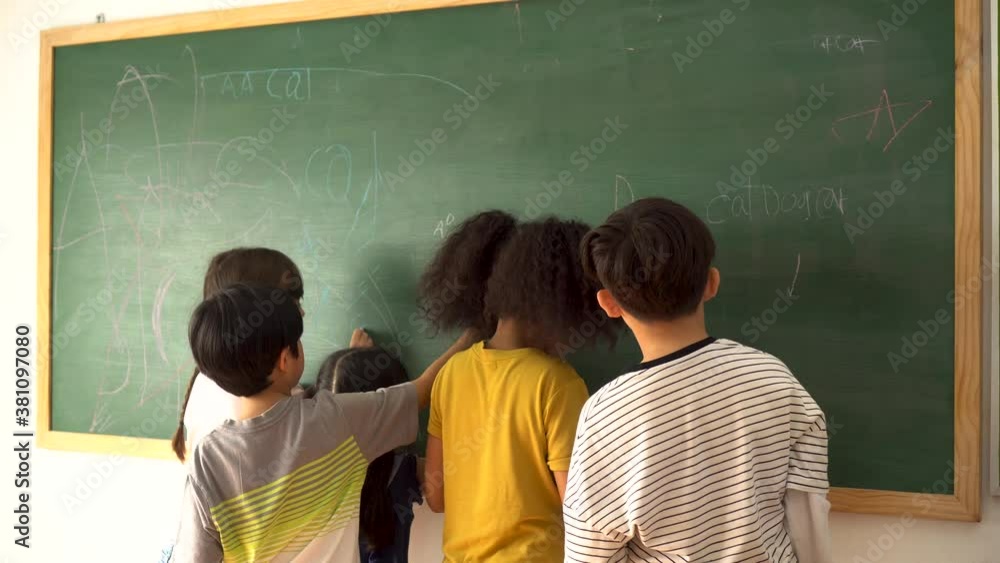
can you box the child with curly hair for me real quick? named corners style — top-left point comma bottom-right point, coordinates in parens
top-left (421, 216), bottom-right (619, 562)
top-left (416, 209), bottom-right (518, 337)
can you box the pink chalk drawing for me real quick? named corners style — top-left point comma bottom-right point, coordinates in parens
top-left (831, 89), bottom-right (932, 152)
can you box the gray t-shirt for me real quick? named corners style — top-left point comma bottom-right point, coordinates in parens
top-left (172, 383), bottom-right (417, 562)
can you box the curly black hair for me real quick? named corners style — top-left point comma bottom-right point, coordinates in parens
top-left (417, 210), bottom-right (517, 336)
top-left (485, 217), bottom-right (620, 352)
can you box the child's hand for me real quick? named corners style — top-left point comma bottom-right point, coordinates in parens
top-left (349, 328), bottom-right (375, 348)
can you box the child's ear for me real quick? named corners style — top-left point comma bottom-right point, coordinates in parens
top-left (276, 346), bottom-right (291, 373)
top-left (703, 267), bottom-right (721, 302)
top-left (596, 289), bottom-right (624, 319)
top-left (276, 343), bottom-right (298, 373)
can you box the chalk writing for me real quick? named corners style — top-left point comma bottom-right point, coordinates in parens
top-left (614, 175), bottom-right (635, 211)
top-left (515, 3), bottom-right (524, 44)
top-left (706, 180), bottom-right (847, 224)
top-left (200, 66), bottom-right (473, 101)
top-left (813, 34), bottom-right (879, 54)
top-left (434, 213), bottom-right (456, 238)
top-left (831, 89), bottom-right (933, 152)
top-left (152, 271), bottom-right (176, 363)
top-left (788, 253), bottom-right (801, 297)
top-left (344, 131), bottom-right (381, 248)
top-left (367, 266), bottom-right (400, 336)
top-left (215, 69), bottom-right (309, 101)
top-left (51, 44), bottom-right (535, 432)
top-left (107, 66), bottom-right (166, 182)
top-left (305, 144), bottom-right (353, 200)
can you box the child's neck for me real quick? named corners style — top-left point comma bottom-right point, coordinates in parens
top-left (629, 310), bottom-right (710, 363)
top-left (487, 318), bottom-right (549, 353)
top-left (232, 386), bottom-right (291, 421)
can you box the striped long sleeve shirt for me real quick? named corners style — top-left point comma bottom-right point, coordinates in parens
top-left (564, 338), bottom-right (829, 563)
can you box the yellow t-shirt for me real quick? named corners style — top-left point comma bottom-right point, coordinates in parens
top-left (427, 342), bottom-right (589, 562)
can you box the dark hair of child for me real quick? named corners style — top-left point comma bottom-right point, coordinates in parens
top-left (417, 210), bottom-right (517, 337)
top-left (580, 197), bottom-right (716, 321)
top-left (303, 347), bottom-right (411, 551)
top-left (172, 247), bottom-right (304, 461)
top-left (485, 217), bottom-right (620, 350)
top-left (188, 284), bottom-right (304, 396)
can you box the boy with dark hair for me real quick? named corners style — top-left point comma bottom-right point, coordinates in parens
top-left (172, 284), bottom-right (472, 562)
top-left (565, 198), bottom-right (832, 563)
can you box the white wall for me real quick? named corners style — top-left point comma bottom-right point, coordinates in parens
top-left (0, 1), bottom-right (996, 562)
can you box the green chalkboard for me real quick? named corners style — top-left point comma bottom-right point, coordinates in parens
top-left (48, 0), bottom-right (956, 495)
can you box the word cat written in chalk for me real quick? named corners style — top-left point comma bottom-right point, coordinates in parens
top-left (706, 183), bottom-right (847, 224)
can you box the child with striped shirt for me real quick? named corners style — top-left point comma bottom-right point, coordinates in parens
top-left (172, 284), bottom-right (473, 561)
top-left (565, 198), bottom-right (832, 563)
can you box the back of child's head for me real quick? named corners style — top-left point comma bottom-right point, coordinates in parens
top-left (580, 197), bottom-right (716, 321)
top-left (307, 346), bottom-right (409, 396)
top-left (306, 346), bottom-right (411, 552)
top-left (188, 283), bottom-right (304, 397)
top-left (484, 217), bottom-right (618, 349)
top-left (203, 247), bottom-right (304, 300)
top-left (418, 210), bottom-right (517, 337)
top-left (173, 247), bottom-right (305, 461)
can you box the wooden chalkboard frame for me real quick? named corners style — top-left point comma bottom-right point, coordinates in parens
top-left (988, 0), bottom-right (1000, 498)
top-left (36, 0), bottom-right (982, 521)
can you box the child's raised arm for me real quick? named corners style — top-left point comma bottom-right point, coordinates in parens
top-left (413, 328), bottom-right (478, 408)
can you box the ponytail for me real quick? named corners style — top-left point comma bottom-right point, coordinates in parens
top-left (171, 368), bottom-right (199, 462)
top-left (359, 452), bottom-right (397, 550)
